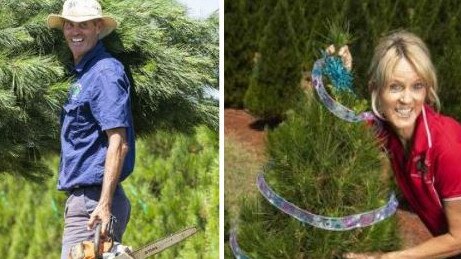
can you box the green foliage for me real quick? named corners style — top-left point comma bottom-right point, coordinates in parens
top-left (0, 0), bottom-right (218, 179)
top-left (0, 127), bottom-right (218, 258)
top-left (323, 20), bottom-right (354, 49)
top-left (0, 156), bottom-right (66, 259)
top-left (235, 93), bottom-right (400, 257)
top-left (243, 0), bottom-right (303, 120)
top-left (124, 126), bottom-right (218, 258)
top-left (224, 0), bottom-right (253, 108)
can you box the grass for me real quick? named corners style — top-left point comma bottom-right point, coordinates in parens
top-left (224, 135), bottom-right (266, 258)
top-left (224, 135), bottom-right (265, 224)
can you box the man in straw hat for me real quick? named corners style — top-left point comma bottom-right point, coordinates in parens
top-left (47, 0), bottom-right (135, 257)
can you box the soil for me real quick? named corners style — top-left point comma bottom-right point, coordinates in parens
top-left (224, 109), bottom-right (266, 156)
top-left (224, 108), bottom-right (432, 249)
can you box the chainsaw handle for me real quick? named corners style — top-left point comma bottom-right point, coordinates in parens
top-left (94, 223), bottom-right (102, 259)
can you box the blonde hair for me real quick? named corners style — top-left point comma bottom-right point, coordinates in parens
top-left (368, 30), bottom-right (440, 119)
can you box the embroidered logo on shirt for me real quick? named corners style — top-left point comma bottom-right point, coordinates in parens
top-left (414, 154), bottom-right (428, 177)
top-left (68, 82), bottom-right (82, 101)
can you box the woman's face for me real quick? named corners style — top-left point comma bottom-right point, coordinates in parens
top-left (379, 58), bottom-right (427, 140)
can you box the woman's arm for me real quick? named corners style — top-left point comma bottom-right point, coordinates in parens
top-left (384, 200), bottom-right (461, 258)
top-left (345, 200), bottom-right (461, 258)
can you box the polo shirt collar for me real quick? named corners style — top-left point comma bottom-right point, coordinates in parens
top-left (383, 104), bottom-right (434, 158)
top-left (73, 41), bottom-right (105, 74)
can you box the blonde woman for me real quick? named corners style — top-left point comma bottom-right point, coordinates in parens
top-left (339, 31), bottom-right (461, 258)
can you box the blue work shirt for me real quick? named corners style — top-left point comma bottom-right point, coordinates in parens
top-left (58, 41), bottom-right (135, 190)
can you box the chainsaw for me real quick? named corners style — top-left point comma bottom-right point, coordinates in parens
top-left (68, 224), bottom-right (198, 259)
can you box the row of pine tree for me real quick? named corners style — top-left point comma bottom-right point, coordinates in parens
top-left (0, 127), bottom-right (218, 258)
top-left (225, 0), bottom-right (461, 121)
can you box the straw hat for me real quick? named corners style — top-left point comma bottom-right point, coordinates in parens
top-left (47, 0), bottom-right (117, 39)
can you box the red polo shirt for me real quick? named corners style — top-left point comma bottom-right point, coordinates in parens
top-left (380, 105), bottom-right (461, 236)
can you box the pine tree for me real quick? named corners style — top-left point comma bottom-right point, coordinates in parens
top-left (233, 92), bottom-right (400, 258)
top-left (0, 0), bottom-right (218, 179)
top-left (231, 18), bottom-right (401, 257)
top-left (243, 0), bottom-right (303, 121)
top-left (224, 0), bottom-right (252, 108)
top-left (224, 0), bottom-right (270, 108)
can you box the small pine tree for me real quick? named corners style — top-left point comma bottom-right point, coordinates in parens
top-left (233, 20), bottom-right (400, 257)
top-left (243, 0), bottom-right (303, 121)
top-left (224, 0), bottom-right (271, 108)
top-left (234, 92), bottom-right (400, 258)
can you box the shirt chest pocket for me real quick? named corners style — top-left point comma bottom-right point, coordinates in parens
top-left (63, 101), bottom-right (93, 133)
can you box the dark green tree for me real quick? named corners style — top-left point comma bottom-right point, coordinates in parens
top-left (224, 0), bottom-right (251, 108)
top-left (224, 0), bottom-right (266, 108)
top-left (243, 0), bottom-right (303, 121)
top-left (0, 0), bottom-right (218, 179)
top-left (231, 18), bottom-right (400, 257)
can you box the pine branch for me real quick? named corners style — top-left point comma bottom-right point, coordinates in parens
top-left (0, 55), bottom-right (64, 100)
top-left (0, 89), bottom-right (16, 109)
top-left (0, 27), bottom-right (34, 51)
top-left (42, 81), bottom-right (68, 111)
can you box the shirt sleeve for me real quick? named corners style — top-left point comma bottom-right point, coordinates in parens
top-left (435, 146), bottom-right (461, 200)
top-left (90, 68), bottom-right (131, 131)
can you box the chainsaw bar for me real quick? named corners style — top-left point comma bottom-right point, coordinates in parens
top-left (128, 226), bottom-right (198, 259)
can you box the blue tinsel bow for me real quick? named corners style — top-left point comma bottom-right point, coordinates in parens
top-left (322, 54), bottom-right (353, 92)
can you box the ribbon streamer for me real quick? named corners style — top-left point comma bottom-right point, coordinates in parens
top-left (311, 58), bottom-right (376, 123)
top-left (230, 173), bottom-right (398, 259)
top-left (257, 173), bottom-right (398, 231)
top-left (229, 228), bottom-right (250, 259)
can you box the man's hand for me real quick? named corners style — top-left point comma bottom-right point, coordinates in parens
top-left (87, 203), bottom-right (112, 238)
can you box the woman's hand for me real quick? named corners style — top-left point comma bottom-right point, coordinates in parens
top-left (343, 252), bottom-right (385, 259)
top-left (343, 251), bottom-right (401, 259)
top-left (326, 44), bottom-right (353, 71)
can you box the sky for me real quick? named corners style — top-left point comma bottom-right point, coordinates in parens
top-left (176, 0), bottom-right (220, 100)
top-left (177, 0), bottom-right (219, 19)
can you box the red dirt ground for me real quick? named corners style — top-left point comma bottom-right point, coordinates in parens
top-left (225, 108), bottom-right (432, 249)
top-left (224, 109), bottom-right (266, 156)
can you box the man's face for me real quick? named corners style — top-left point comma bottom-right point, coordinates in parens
top-left (63, 19), bottom-right (102, 64)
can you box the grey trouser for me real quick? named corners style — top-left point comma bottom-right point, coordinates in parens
top-left (61, 185), bottom-right (131, 259)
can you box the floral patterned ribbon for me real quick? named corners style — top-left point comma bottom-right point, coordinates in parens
top-left (257, 173), bottom-right (398, 231)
